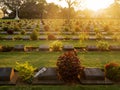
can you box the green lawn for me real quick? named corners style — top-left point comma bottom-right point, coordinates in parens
top-left (0, 85), bottom-right (120, 90)
top-left (0, 40), bottom-right (120, 47)
top-left (0, 51), bottom-right (120, 68)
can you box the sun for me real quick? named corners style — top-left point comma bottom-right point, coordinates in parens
top-left (85, 0), bottom-right (114, 11)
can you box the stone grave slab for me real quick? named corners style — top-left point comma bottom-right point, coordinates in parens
top-left (75, 32), bottom-right (81, 35)
top-left (80, 68), bottom-right (113, 85)
top-left (88, 36), bottom-right (97, 40)
top-left (5, 36), bottom-right (14, 40)
top-left (83, 68), bottom-right (104, 80)
top-left (39, 32), bottom-right (46, 35)
top-left (88, 32), bottom-right (96, 35)
top-left (22, 36), bottom-right (30, 40)
top-left (104, 36), bottom-right (113, 40)
top-left (51, 32), bottom-right (60, 35)
top-left (14, 32), bottom-right (20, 35)
top-left (39, 45), bottom-right (49, 51)
top-left (14, 44), bottom-right (26, 51)
top-left (38, 36), bottom-right (47, 40)
top-left (56, 36), bottom-right (64, 40)
top-left (109, 45), bottom-right (120, 51)
top-left (0, 31), bottom-right (7, 34)
top-left (0, 67), bottom-right (17, 85)
top-left (72, 36), bottom-right (80, 40)
top-left (63, 45), bottom-right (74, 51)
top-left (64, 37), bottom-right (71, 40)
top-left (32, 67), bottom-right (64, 85)
top-left (26, 32), bottom-right (32, 35)
top-left (62, 32), bottom-right (72, 35)
top-left (101, 32), bottom-right (107, 35)
top-left (86, 45), bottom-right (98, 51)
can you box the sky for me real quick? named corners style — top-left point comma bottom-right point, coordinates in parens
top-left (46, 0), bottom-right (114, 11)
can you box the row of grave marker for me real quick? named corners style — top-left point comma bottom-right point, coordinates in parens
top-left (0, 31), bottom-right (120, 35)
top-left (0, 67), bottom-right (113, 85)
top-left (0, 44), bottom-right (120, 52)
top-left (0, 36), bottom-right (117, 41)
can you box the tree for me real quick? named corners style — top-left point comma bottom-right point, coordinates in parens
top-left (59, 0), bottom-right (81, 18)
top-left (45, 3), bottom-right (60, 19)
top-left (58, 0), bottom-right (82, 29)
top-left (0, 0), bottom-right (46, 19)
top-left (106, 0), bottom-right (120, 18)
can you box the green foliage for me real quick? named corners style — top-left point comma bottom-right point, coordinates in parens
top-left (97, 40), bottom-right (109, 50)
top-left (57, 51), bottom-right (82, 82)
top-left (15, 62), bottom-right (36, 82)
top-left (79, 33), bottom-right (88, 41)
top-left (96, 33), bottom-right (103, 39)
top-left (47, 33), bottom-right (56, 40)
top-left (63, 26), bottom-right (70, 32)
top-left (44, 25), bottom-right (50, 31)
top-left (21, 30), bottom-right (26, 35)
top-left (2, 45), bottom-right (13, 52)
top-left (30, 30), bottom-right (39, 40)
top-left (105, 62), bottom-right (120, 81)
top-left (2, 26), bottom-right (9, 31)
top-left (74, 26), bottom-right (81, 32)
top-left (50, 40), bottom-right (63, 51)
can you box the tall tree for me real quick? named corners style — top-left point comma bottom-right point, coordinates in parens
top-left (59, 0), bottom-right (82, 28)
top-left (0, 0), bottom-right (46, 19)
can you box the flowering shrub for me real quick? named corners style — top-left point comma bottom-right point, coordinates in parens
top-left (97, 40), bottom-right (109, 50)
top-left (105, 62), bottom-right (120, 81)
top-left (47, 33), bottom-right (56, 40)
top-left (50, 40), bottom-right (63, 51)
top-left (57, 51), bottom-right (82, 82)
top-left (15, 62), bottom-right (36, 83)
top-left (30, 30), bottom-right (39, 40)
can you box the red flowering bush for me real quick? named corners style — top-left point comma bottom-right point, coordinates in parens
top-left (105, 62), bottom-right (120, 81)
top-left (56, 51), bottom-right (82, 82)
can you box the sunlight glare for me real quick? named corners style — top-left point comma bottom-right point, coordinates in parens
top-left (84, 0), bottom-right (114, 11)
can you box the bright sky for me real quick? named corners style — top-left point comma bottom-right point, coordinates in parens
top-left (46, 0), bottom-right (114, 11)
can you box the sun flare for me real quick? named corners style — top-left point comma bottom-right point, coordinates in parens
top-left (85, 0), bottom-right (114, 11)
top-left (46, 0), bottom-right (114, 11)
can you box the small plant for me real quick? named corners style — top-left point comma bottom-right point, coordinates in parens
top-left (63, 26), bottom-right (70, 32)
top-left (47, 33), bottom-right (56, 40)
top-left (21, 30), bottom-right (26, 35)
top-left (96, 33), bottom-right (103, 40)
top-left (104, 25), bottom-right (109, 31)
top-left (97, 40), bottom-right (109, 50)
top-left (13, 25), bottom-right (20, 31)
top-left (79, 33), bottom-right (88, 41)
top-left (75, 26), bottom-right (80, 32)
top-left (15, 62), bottom-right (36, 83)
top-left (105, 62), bottom-right (120, 81)
top-left (7, 29), bottom-right (14, 35)
top-left (30, 30), bottom-right (39, 40)
top-left (57, 51), bottom-right (82, 82)
top-left (50, 40), bottom-right (63, 51)
top-left (2, 45), bottom-right (13, 52)
top-left (2, 26), bottom-right (9, 31)
top-left (44, 25), bottom-right (50, 31)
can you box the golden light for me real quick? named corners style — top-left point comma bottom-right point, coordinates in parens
top-left (0, 9), bottom-right (4, 18)
top-left (85, 0), bottom-right (114, 11)
top-left (46, 0), bottom-right (114, 11)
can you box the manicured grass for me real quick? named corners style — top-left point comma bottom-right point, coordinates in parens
top-left (0, 85), bottom-right (120, 90)
top-left (0, 51), bottom-right (120, 68)
top-left (0, 40), bottom-right (120, 47)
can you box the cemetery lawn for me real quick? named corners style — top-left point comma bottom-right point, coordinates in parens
top-left (0, 40), bottom-right (120, 47)
top-left (0, 85), bottom-right (120, 90)
top-left (0, 51), bottom-right (120, 68)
